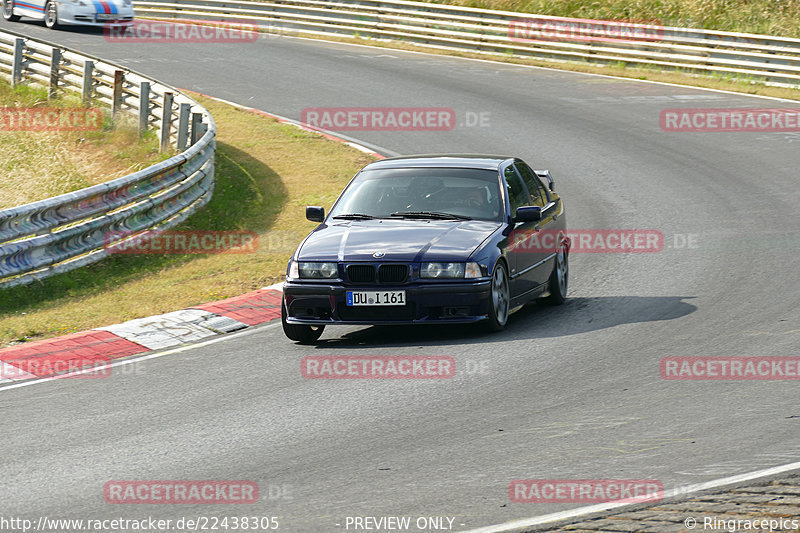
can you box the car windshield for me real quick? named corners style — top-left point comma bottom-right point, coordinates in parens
top-left (328, 167), bottom-right (503, 222)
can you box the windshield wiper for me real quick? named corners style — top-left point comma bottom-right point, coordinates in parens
top-left (390, 211), bottom-right (472, 220)
top-left (332, 213), bottom-right (381, 220)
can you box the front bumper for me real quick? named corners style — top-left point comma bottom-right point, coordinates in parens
top-left (56, 2), bottom-right (134, 25)
top-left (283, 280), bottom-right (492, 325)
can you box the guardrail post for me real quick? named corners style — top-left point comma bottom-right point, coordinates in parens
top-left (138, 81), bottom-right (151, 135)
top-left (190, 112), bottom-right (203, 145)
top-left (160, 92), bottom-right (174, 152)
top-left (177, 103), bottom-right (191, 150)
top-left (112, 70), bottom-right (124, 119)
top-left (82, 61), bottom-right (94, 106)
top-left (11, 38), bottom-right (24, 88)
top-left (49, 48), bottom-right (61, 99)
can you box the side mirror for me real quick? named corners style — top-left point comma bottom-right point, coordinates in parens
top-left (515, 205), bottom-right (543, 222)
top-left (515, 202), bottom-right (556, 223)
top-left (535, 169), bottom-right (555, 191)
top-left (306, 206), bottom-right (325, 222)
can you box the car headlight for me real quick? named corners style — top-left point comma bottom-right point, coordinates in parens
top-left (292, 261), bottom-right (338, 279)
top-left (421, 262), bottom-right (464, 279)
top-left (421, 262), bottom-right (483, 279)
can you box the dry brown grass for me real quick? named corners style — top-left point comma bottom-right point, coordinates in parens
top-left (0, 82), bottom-right (167, 209)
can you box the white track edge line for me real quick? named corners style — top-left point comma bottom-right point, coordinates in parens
top-left (261, 109), bottom-right (400, 156)
top-left (197, 95), bottom-right (398, 156)
top-left (460, 460), bottom-right (800, 532)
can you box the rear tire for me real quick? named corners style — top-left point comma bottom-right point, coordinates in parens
top-left (281, 298), bottom-right (325, 344)
top-left (484, 260), bottom-right (510, 332)
top-left (44, 0), bottom-right (59, 28)
top-left (545, 243), bottom-right (568, 305)
top-left (2, 0), bottom-right (21, 21)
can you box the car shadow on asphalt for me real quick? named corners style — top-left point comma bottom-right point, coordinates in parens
top-left (311, 295), bottom-right (697, 348)
top-left (2, 19), bottom-right (99, 32)
top-left (54, 25), bottom-right (105, 35)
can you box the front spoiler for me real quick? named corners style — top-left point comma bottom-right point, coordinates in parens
top-left (284, 316), bottom-right (489, 326)
top-left (283, 279), bottom-right (492, 326)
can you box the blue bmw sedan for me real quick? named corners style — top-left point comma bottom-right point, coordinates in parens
top-left (281, 155), bottom-right (569, 343)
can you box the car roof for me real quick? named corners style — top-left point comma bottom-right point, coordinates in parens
top-left (363, 154), bottom-right (516, 171)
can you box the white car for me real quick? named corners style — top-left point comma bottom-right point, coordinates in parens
top-left (2, 0), bottom-right (133, 29)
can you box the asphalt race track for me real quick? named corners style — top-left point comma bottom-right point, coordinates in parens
top-left (1, 18), bottom-right (799, 532)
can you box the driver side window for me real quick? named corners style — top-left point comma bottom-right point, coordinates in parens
top-left (515, 163), bottom-right (547, 207)
top-left (504, 166), bottom-right (530, 216)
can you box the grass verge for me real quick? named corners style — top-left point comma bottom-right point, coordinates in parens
top-left (0, 80), bottom-right (169, 209)
top-left (0, 94), bottom-right (373, 347)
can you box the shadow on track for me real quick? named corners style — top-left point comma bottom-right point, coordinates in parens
top-left (0, 18), bottom-right (104, 33)
top-left (312, 295), bottom-right (697, 348)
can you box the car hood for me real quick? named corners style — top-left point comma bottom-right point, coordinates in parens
top-left (297, 219), bottom-right (502, 262)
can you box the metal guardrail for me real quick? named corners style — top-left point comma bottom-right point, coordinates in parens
top-left (133, 0), bottom-right (800, 87)
top-left (0, 28), bottom-right (215, 289)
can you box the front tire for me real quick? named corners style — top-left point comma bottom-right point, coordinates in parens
top-left (44, 0), bottom-right (59, 28)
top-left (281, 298), bottom-right (325, 344)
top-left (2, 0), bottom-right (21, 21)
top-left (485, 260), bottom-right (510, 332)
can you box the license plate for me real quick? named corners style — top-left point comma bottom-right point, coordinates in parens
top-left (96, 14), bottom-right (117, 20)
top-left (346, 290), bottom-right (406, 306)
